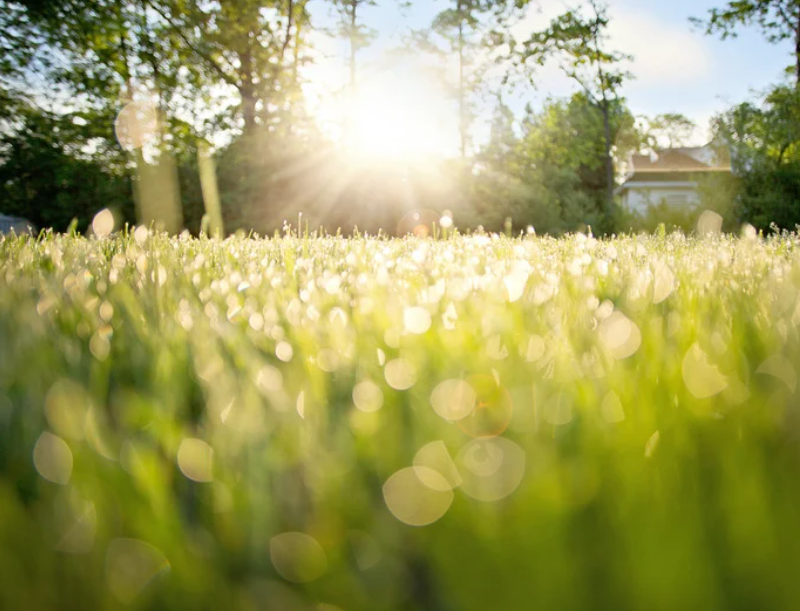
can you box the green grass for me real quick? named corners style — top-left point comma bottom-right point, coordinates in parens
top-left (2, 227), bottom-right (800, 610)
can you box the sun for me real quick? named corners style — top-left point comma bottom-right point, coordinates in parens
top-left (320, 64), bottom-right (458, 162)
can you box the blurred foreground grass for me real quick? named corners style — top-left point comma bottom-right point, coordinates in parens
top-left (2, 228), bottom-right (800, 610)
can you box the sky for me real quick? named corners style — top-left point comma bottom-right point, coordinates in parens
top-left (306, 0), bottom-right (795, 150)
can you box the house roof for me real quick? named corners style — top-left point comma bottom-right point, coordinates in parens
top-left (619, 145), bottom-right (731, 192)
top-left (630, 149), bottom-right (711, 172)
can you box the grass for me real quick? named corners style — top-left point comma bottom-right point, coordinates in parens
top-left (1, 226), bottom-right (800, 610)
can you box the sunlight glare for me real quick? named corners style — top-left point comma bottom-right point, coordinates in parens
top-left (341, 70), bottom-right (456, 161)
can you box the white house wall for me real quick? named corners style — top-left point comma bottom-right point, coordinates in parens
top-left (622, 183), bottom-right (701, 214)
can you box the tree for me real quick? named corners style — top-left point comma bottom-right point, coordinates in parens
top-left (648, 113), bottom-right (697, 148)
top-left (0, 3), bottom-right (43, 118)
top-left (331, 0), bottom-right (376, 91)
top-left (0, 106), bottom-right (134, 231)
top-left (518, 0), bottom-right (632, 228)
top-left (423, 0), bottom-right (518, 160)
top-left (713, 83), bottom-right (800, 228)
top-left (21, 0), bottom-right (311, 137)
top-left (134, 0), bottom-right (310, 136)
top-left (473, 93), bottom-right (643, 234)
top-left (330, 0), bottom-right (376, 144)
top-left (692, 0), bottom-right (800, 83)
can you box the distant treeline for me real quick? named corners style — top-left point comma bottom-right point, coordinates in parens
top-left (1, 1), bottom-right (799, 235)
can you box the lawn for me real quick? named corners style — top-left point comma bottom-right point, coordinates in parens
top-left (1, 228), bottom-right (800, 610)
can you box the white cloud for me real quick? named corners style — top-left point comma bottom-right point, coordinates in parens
top-left (609, 11), bottom-right (713, 85)
top-left (511, 4), bottom-right (713, 87)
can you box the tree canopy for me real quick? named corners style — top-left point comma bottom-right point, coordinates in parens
top-left (692, 0), bottom-right (800, 81)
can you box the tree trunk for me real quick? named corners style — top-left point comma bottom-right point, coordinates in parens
top-left (795, 10), bottom-right (800, 85)
top-left (342, 0), bottom-right (358, 145)
top-left (457, 0), bottom-right (466, 160)
top-left (293, 2), bottom-right (304, 84)
top-left (240, 48), bottom-right (257, 134)
top-left (262, 0), bottom-right (295, 127)
top-left (601, 98), bottom-right (615, 224)
top-left (350, 1), bottom-right (357, 90)
top-left (115, 0), bottom-right (133, 101)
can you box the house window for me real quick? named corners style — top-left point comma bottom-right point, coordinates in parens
top-left (664, 193), bottom-right (690, 206)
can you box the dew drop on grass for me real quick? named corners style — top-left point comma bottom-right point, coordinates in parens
top-left (757, 354), bottom-right (797, 393)
top-left (257, 365), bottom-right (283, 393)
top-left (348, 530), bottom-right (382, 571)
top-left (385, 359), bottom-right (417, 390)
top-left (353, 380), bottom-right (383, 413)
top-left (270, 532), bottom-right (328, 583)
top-left (383, 467), bottom-right (453, 526)
top-left (89, 332), bottom-right (111, 361)
top-left (404, 307), bottom-right (432, 334)
top-left (652, 264), bottom-right (675, 304)
top-left (543, 392), bottom-right (573, 425)
top-left (384, 328), bottom-right (401, 348)
top-left (317, 349), bottom-right (339, 372)
top-left (99, 301), bottom-right (114, 322)
top-left (645, 430), bottom-right (661, 458)
top-left (33, 432), bottom-right (73, 485)
top-left (133, 225), bottom-right (149, 245)
top-left (456, 437), bottom-right (525, 502)
top-left (45, 379), bottom-right (89, 441)
top-left (682, 343), bottom-right (728, 399)
top-left (741, 223), bottom-right (757, 240)
top-left (177, 438), bottom-right (214, 483)
top-left (92, 209), bottom-right (115, 238)
top-left (413, 441), bottom-right (461, 491)
top-left (503, 271), bottom-right (528, 302)
top-left (524, 334), bottom-right (545, 362)
top-left (697, 210), bottom-right (723, 235)
top-left (275, 341), bottom-right (293, 362)
top-left (600, 391), bottom-right (625, 423)
top-left (599, 312), bottom-right (641, 359)
top-left (106, 538), bottom-right (169, 603)
top-left (55, 501), bottom-right (97, 554)
top-left (486, 335), bottom-right (509, 360)
top-left (249, 312), bottom-right (264, 330)
top-left (430, 379), bottom-right (476, 421)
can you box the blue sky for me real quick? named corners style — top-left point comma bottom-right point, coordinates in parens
top-left (308, 0), bottom-right (795, 148)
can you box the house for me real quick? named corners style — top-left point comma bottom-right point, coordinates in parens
top-left (0, 213), bottom-right (36, 234)
top-left (617, 145), bottom-right (731, 214)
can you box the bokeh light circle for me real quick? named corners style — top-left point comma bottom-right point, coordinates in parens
top-left (383, 466), bottom-right (453, 526)
top-left (456, 375), bottom-right (513, 438)
top-left (456, 437), bottom-right (526, 502)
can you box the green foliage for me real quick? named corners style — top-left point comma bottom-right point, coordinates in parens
top-left (520, 0), bottom-right (631, 94)
top-left (472, 93), bottom-right (644, 234)
top-left (3, 231), bottom-right (800, 609)
top-left (0, 107), bottom-right (133, 231)
top-left (6, 0), bottom-right (798, 240)
top-left (515, 0), bottom-right (633, 226)
top-left (617, 172), bottom-right (742, 234)
top-left (734, 162), bottom-right (800, 229)
top-left (714, 83), bottom-right (800, 229)
top-left (420, 0), bottom-right (522, 158)
top-left (691, 0), bottom-right (800, 80)
top-left (647, 113), bottom-right (697, 148)
top-left (331, 0), bottom-right (378, 56)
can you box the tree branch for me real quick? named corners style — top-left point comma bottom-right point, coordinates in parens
top-left (142, 0), bottom-right (240, 90)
